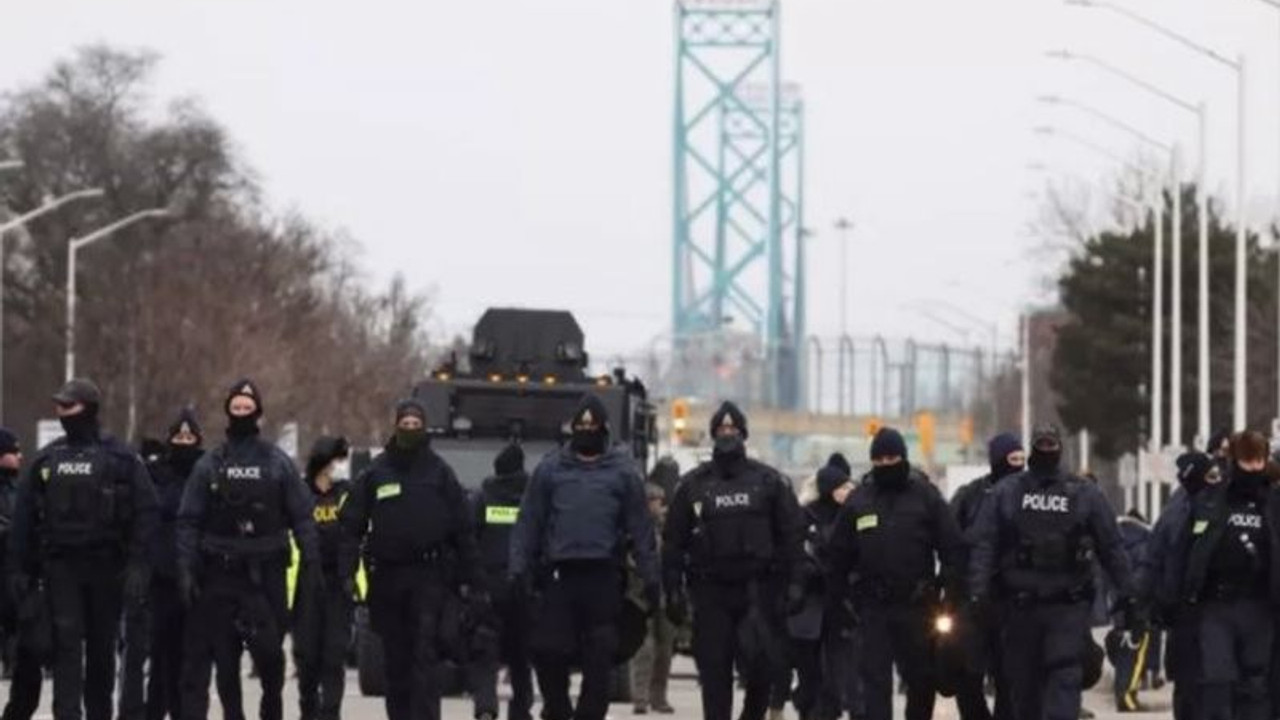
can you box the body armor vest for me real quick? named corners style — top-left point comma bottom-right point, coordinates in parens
top-left (41, 443), bottom-right (128, 547)
top-left (689, 472), bottom-right (774, 572)
top-left (1007, 475), bottom-right (1092, 574)
top-left (205, 443), bottom-right (285, 544)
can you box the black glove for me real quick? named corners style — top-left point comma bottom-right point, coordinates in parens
top-left (178, 569), bottom-right (200, 608)
top-left (7, 573), bottom-right (29, 606)
top-left (785, 583), bottom-right (806, 616)
top-left (123, 564), bottom-right (150, 606)
top-left (643, 583), bottom-right (661, 618)
top-left (665, 590), bottom-right (688, 626)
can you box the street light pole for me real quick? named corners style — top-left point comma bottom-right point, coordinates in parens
top-left (1067, 0), bottom-right (1247, 431)
top-left (64, 208), bottom-right (169, 382)
top-left (0, 188), bottom-right (104, 420)
top-left (1044, 53), bottom-right (1209, 444)
top-left (834, 217), bottom-right (852, 337)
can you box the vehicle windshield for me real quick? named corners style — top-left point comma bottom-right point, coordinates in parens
top-left (433, 438), bottom-right (560, 490)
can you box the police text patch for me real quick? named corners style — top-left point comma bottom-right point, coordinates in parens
top-left (856, 514), bottom-right (878, 531)
top-left (1021, 494), bottom-right (1069, 513)
top-left (486, 506), bottom-right (519, 525)
top-left (375, 483), bottom-right (402, 500)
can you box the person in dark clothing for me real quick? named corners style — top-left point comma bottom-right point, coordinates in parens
top-left (633, 479), bottom-right (676, 716)
top-left (947, 432), bottom-right (1024, 720)
top-left (824, 453), bottom-right (852, 479)
top-left (649, 456), bottom-right (681, 504)
top-left (1108, 510), bottom-right (1152, 712)
top-left (10, 378), bottom-right (158, 720)
top-left (664, 402), bottom-right (801, 720)
top-left (826, 427), bottom-right (964, 720)
top-left (176, 379), bottom-right (320, 720)
top-left (341, 398), bottom-right (479, 720)
top-left (788, 462), bottom-right (855, 720)
top-left (123, 410), bottom-right (204, 720)
top-left (968, 424), bottom-right (1138, 720)
top-left (293, 435), bottom-right (355, 720)
top-left (1137, 452), bottom-right (1217, 720)
top-left (1179, 431), bottom-right (1280, 720)
top-left (510, 395), bottom-right (659, 720)
top-left (0, 428), bottom-right (42, 720)
top-left (469, 442), bottom-right (534, 720)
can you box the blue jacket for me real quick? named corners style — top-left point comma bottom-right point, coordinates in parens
top-left (509, 445), bottom-right (657, 586)
top-left (1137, 486), bottom-right (1191, 614)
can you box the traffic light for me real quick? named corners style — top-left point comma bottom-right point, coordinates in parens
top-left (915, 412), bottom-right (936, 460)
top-left (864, 418), bottom-right (882, 437)
top-left (672, 398), bottom-right (690, 446)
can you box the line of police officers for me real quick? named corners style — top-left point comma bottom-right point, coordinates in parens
top-left (3, 375), bottom-right (1277, 720)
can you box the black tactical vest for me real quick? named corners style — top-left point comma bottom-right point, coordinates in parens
top-left (1007, 475), bottom-right (1092, 574)
top-left (205, 443), bottom-right (285, 543)
top-left (41, 442), bottom-right (129, 547)
top-left (478, 478), bottom-right (524, 573)
top-left (313, 485), bottom-right (349, 572)
top-left (364, 454), bottom-right (456, 565)
top-left (690, 471), bottom-right (774, 572)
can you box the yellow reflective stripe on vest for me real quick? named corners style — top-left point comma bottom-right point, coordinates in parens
top-left (486, 506), bottom-right (520, 525)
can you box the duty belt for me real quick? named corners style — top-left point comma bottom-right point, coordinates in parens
top-left (1008, 585), bottom-right (1093, 607)
top-left (853, 577), bottom-right (937, 605)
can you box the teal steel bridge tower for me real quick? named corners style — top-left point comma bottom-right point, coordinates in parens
top-left (672, 0), bottom-right (806, 408)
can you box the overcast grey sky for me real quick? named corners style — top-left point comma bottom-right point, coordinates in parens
top-left (1, 0), bottom-right (1275, 361)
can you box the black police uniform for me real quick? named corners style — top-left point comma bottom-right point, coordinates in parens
top-left (826, 452), bottom-right (963, 720)
top-left (175, 382), bottom-right (319, 720)
top-left (1137, 453), bottom-right (1207, 720)
top-left (947, 432), bottom-right (1023, 720)
top-left (1179, 465), bottom-right (1280, 720)
top-left (340, 409), bottom-right (478, 720)
top-left (0, 428), bottom-right (42, 720)
top-left (293, 437), bottom-right (356, 720)
top-left (787, 465), bottom-right (852, 720)
top-left (140, 421), bottom-right (204, 720)
top-left (968, 435), bottom-right (1134, 720)
top-left (510, 396), bottom-right (658, 720)
top-left (469, 444), bottom-right (533, 720)
top-left (663, 402), bottom-right (799, 720)
top-left (11, 389), bottom-right (157, 720)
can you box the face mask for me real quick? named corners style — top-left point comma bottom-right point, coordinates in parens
top-left (570, 428), bottom-right (607, 457)
top-left (394, 428), bottom-right (427, 452)
top-left (713, 434), bottom-right (745, 461)
top-left (168, 445), bottom-right (202, 476)
top-left (872, 462), bottom-right (910, 488)
top-left (60, 412), bottom-right (98, 444)
top-left (1233, 466), bottom-right (1268, 492)
top-left (0, 466), bottom-right (17, 481)
top-left (1028, 449), bottom-right (1061, 474)
top-left (227, 415), bottom-right (259, 439)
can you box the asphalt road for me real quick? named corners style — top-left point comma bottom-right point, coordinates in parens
top-left (2, 655), bottom-right (1176, 720)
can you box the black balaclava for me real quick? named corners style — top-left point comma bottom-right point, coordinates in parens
top-left (709, 401), bottom-right (749, 467)
top-left (0, 428), bottom-right (19, 481)
top-left (1027, 425), bottom-right (1063, 476)
top-left (166, 407), bottom-right (204, 477)
top-left (494, 443), bottom-right (525, 477)
top-left (60, 404), bottom-right (101, 445)
top-left (224, 378), bottom-right (263, 440)
top-left (569, 395), bottom-right (610, 457)
top-left (869, 427), bottom-right (910, 489)
top-left (392, 399), bottom-right (428, 452)
top-left (987, 432), bottom-right (1025, 481)
top-left (1175, 452), bottom-right (1214, 496)
top-left (1229, 431), bottom-right (1270, 494)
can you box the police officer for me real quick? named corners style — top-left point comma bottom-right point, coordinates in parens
top-left (0, 428), bottom-right (42, 720)
top-left (469, 442), bottom-right (533, 720)
top-left (340, 398), bottom-right (479, 720)
top-left (968, 424), bottom-right (1137, 720)
top-left (10, 378), bottom-right (157, 720)
top-left (293, 436), bottom-right (356, 720)
top-left (826, 427), bottom-right (964, 720)
top-left (176, 379), bottom-right (320, 720)
top-left (1138, 452), bottom-right (1217, 720)
top-left (789, 461), bottom-right (855, 720)
top-left (1180, 431), bottom-right (1279, 720)
top-left (663, 401), bottom-right (800, 720)
top-left (138, 410), bottom-right (203, 720)
top-left (948, 432), bottom-right (1024, 720)
top-left (510, 395), bottom-right (659, 720)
